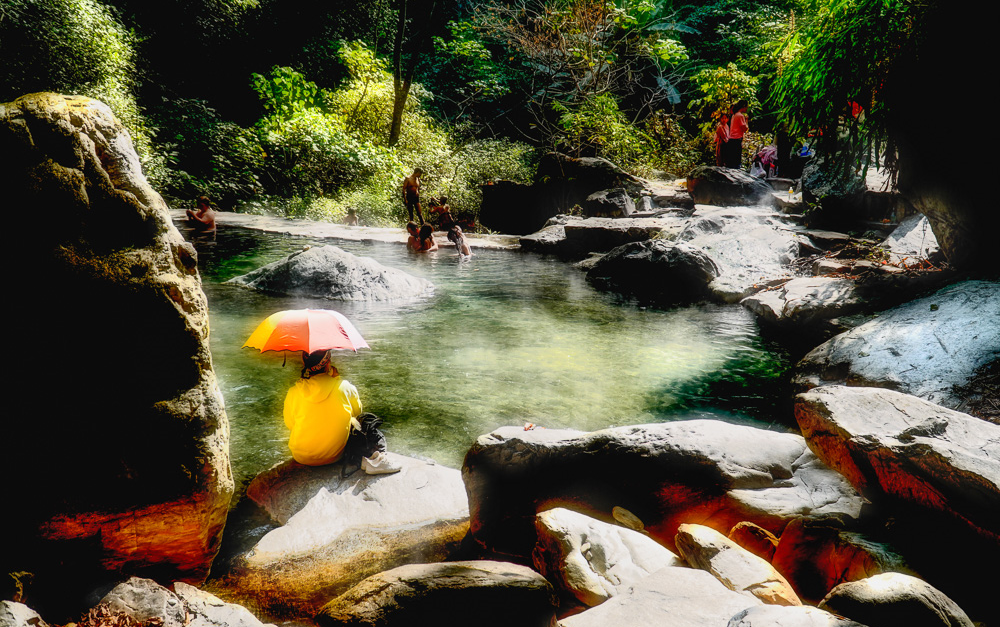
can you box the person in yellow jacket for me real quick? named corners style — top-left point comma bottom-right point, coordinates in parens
top-left (283, 349), bottom-right (399, 474)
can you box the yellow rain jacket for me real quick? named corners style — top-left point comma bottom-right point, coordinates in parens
top-left (283, 374), bottom-right (362, 466)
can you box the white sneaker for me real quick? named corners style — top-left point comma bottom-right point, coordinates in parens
top-left (362, 451), bottom-right (401, 475)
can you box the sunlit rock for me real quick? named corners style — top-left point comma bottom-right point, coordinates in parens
top-left (0, 602), bottom-right (50, 627)
top-left (518, 214), bottom-right (682, 257)
top-left (741, 277), bottom-right (862, 331)
top-left (532, 507), bottom-right (683, 607)
top-left (770, 518), bottom-right (908, 604)
top-left (218, 454), bottom-right (469, 617)
top-left (583, 188), bottom-right (635, 217)
top-left (560, 566), bottom-right (761, 627)
top-left (728, 604), bottom-right (867, 627)
top-left (98, 577), bottom-right (271, 627)
top-left (793, 280), bottom-right (1000, 409)
top-left (880, 213), bottom-right (940, 265)
top-left (794, 386), bottom-right (1000, 545)
top-left (675, 524), bottom-right (800, 606)
top-left (226, 244), bottom-right (432, 301)
top-left (315, 561), bottom-right (557, 627)
top-left (819, 573), bottom-right (974, 627)
top-left (462, 421), bottom-right (863, 563)
top-left (2, 93), bottom-right (232, 615)
top-left (586, 239), bottom-right (720, 304)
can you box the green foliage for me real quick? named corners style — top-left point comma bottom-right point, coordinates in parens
top-left (0, 0), bottom-right (160, 175)
top-left (552, 93), bottom-right (657, 174)
top-left (771, 0), bottom-right (917, 175)
top-left (688, 62), bottom-right (760, 133)
top-left (428, 138), bottom-right (537, 215)
top-left (251, 66), bottom-right (321, 121)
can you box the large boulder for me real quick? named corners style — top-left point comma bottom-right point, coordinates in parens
top-left (586, 240), bottom-right (720, 305)
top-left (226, 244), bottom-right (432, 301)
top-left (480, 153), bottom-right (643, 235)
top-left (794, 386), bottom-right (1000, 545)
top-left (99, 577), bottom-right (270, 627)
top-left (819, 573), bottom-right (974, 627)
top-left (2, 93), bottom-right (232, 616)
top-left (0, 603), bottom-right (50, 627)
top-left (880, 213), bottom-right (941, 265)
top-left (560, 566), bottom-right (761, 627)
top-left (675, 206), bottom-right (799, 302)
top-left (686, 166), bottom-right (776, 207)
top-left (741, 277), bottom-right (862, 332)
top-left (218, 454), bottom-right (469, 618)
top-left (315, 561), bottom-right (558, 627)
top-left (462, 421), bottom-right (863, 562)
top-left (793, 280), bottom-right (1000, 409)
top-left (674, 524), bottom-right (800, 606)
top-left (532, 507), bottom-right (684, 607)
top-left (583, 188), bottom-right (635, 218)
top-left (519, 215), bottom-right (683, 258)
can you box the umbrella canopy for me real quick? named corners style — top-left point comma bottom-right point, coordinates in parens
top-left (243, 309), bottom-right (369, 354)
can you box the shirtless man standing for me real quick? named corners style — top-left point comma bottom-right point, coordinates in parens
top-left (401, 168), bottom-right (425, 225)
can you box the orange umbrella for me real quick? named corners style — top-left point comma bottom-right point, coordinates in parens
top-left (243, 309), bottom-right (369, 354)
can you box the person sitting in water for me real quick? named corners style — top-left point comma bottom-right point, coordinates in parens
top-left (283, 349), bottom-right (400, 474)
top-left (185, 195), bottom-right (216, 233)
top-left (429, 197), bottom-right (472, 256)
top-left (414, 223), bottom-right (438, 252)
top-left (343, 208), bottom-right (359, 226)
top-left (405, 221), bottom-right (421, 251)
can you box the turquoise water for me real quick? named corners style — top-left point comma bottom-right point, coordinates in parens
top-left (190, 225), bottom-right (792, 487)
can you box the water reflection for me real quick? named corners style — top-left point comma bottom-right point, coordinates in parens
top-left (189, 224), bottom-right (790, 485)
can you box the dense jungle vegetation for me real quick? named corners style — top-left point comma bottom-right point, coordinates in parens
top-left (0, 0), bottom-right (954, 227)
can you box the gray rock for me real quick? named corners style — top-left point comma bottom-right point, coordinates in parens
top-left (172, 582), bottom-right (272, 627)
top-left (686, 166), bottom-right (777, 207)
top-left (728, 605), bottom-right (867, 627)
top-left (226, 244), bottom-right (432, 301)
top-left (676, 206), bottom-right (799, 302)
top-left (463, 421), bottom-right (863, 562)
top-left (533, 507), bottom-right (684, 606)
top-left (560, 566), bottom-right (761, 627)
top-left (586, 239), bottom-right (720, 304)
top-left (519, 215), bottom-right (682, 257)
top-left (741, 277), bottom-right (862, 328)
top-left (223, 454), bottom-right (469, 616)
top-left (674, 523), bottom-right (800, 606)
top-left (881, 213), bottom-right (940, 264)
top-left (793, 280), bottom-right (1000, 409)
top-left (0, 602), bottom-right (49, 627)
top-left (819, 573), bottom-right (974, 627)
top-left (100, 577), bottom-right (187, 627)
top-left (584, 188), bottom-right (635, 217)
top-left (3, 93), bottom-right (232, 604)
top-left (316, 561), bottom-right (558, 627)
top-left (794, 386), bottom-right (1000, 544)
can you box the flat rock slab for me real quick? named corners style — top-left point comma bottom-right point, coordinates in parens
top-left (559, 566), bottom-right (760, 627)
top-left (795, 386), bottom-right (1000, 543)
top-left (819, 573), bottom-right (974, 627)
top-left (793, 280), bottom-right (1000, 409)
top-left (533, 507), bottom-right (684, 606)
top-left (463, 420), bottom-right (862, 561)
top-left (519, 215), bottom-right (684, 257)
top-left (222, 454), bottom-right (470, 617)
top-left (741, 277), bottom-right (862, 328)
top-left (674, 523), bottom-right (800, 606)
top-left (226, 244), bottom-right (433, 301)
top-left (316, 561), bottom-right (558, 627)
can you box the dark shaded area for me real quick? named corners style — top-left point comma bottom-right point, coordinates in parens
top-left (953, 359), bottom-right (1000, 425)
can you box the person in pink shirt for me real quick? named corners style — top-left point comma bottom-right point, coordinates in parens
top-left (728, 100), bottom-right (749, 169)
top-left (714, 112), bottom-right (730, 166)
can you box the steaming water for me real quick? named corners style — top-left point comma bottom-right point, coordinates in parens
top-left (190, 225), bottom-right (792, 487)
